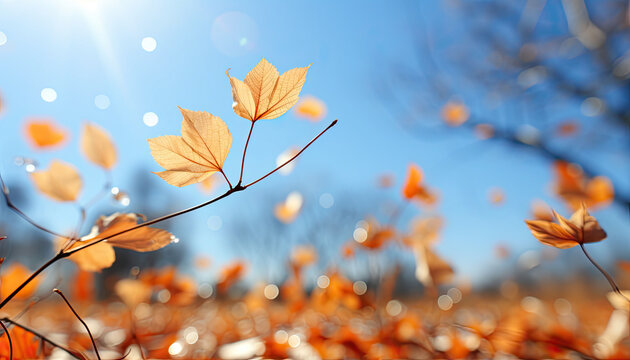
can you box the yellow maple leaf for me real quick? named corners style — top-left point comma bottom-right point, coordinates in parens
top-left (30, 160), bottom-right (82, 202)
top-left (148, 107), bottom-right (232, 187)
top-left (228, 57), bottom-right (310, 121)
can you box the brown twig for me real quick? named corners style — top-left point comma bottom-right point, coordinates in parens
top-left (53, 289), bottom-right (101, 360)
top-left (0, 319), bottom-right (12, 360)
top-left (1, 317), bottom-right (83, 359)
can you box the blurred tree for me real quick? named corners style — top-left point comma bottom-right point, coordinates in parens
top-left (383, 0), bottom-right (630, 211)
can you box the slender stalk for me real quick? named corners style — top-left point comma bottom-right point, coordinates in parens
top-left (1, 317), bottom-right (82, 359)
top-left (0, 173), bottom-right (66, 238)
top-left (579, 243), bottom-right (630, 302)
top-left (54, 289), bottom-right (100, 360)
top-left (0, 320), bottom-right (12, 360)
top-left (245, 119), bottom-right (337, 187)
top-left (219, 170), bottom-right (233, 189)
top-left (239, 121), bottom-right (255, 183)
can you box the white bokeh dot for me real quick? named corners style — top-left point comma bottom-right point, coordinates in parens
top-left (143, 112), bottom-right (159, 127)
top-left (207, 215), bottom-right (222, 231)
top-left (141, 37), bottom-right (157, 52)
top-left (319, 193), bottom-right (334, 208)
top-left (41, 88), bottom-right (57, 102)
top-left (0, 32), bottom-right (7, 46)
top-left (94, 94), bottom-right (110, 110)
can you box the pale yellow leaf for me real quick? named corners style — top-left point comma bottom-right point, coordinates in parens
top-left (31, 160), bottom-right (82, 202)
top-left (227, 69), bottom-right (256, 121)
top-left (179, 107), bottom-right (232, 170)
top-left (82, 213), bottom-right (176, 252)
top-left (260, 65), bottom-right (310, 119)
top-left (148, 108), bottom-right (232, 187)
top-left (80, 122), bottom-right (117, 169)
top-left (244, 57), bottom-right (279, 119)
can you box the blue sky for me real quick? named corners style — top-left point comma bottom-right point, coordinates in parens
top-left (0, 0), bottom-right (628, 285)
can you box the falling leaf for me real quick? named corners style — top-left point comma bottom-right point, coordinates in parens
top-left (356, 218), bottom-right (395, 250)
top-left (294, 95), bottom-right (327, 122)
top-left (80, 122), bottom-right (117, 169)
top-left (553, 161), bottom-right (614, 210)
top-left (148, 107), bottom-right (232, 187)
top-left (274, 191), bottom-right (303, 223)
top-left (0, 263), bottom-right (40, 300)
top-left (402, 163), bottom-right (437, 206)
top-left (115, 279), bottom-right (152, 308)
top-left (81, 213), bottom-right (176, 252)
top-left (525, 203), bottom-right (606, 249)
top-left (489, 187), bottom-right (505, 205)
top-left (25, 119), bottom-right (67, 148)
top-left (556, 120), bottom-right (580, 136)
top-left (441, 101), bottom-right (469, 126)
top-left (291, 245), bottom-right (318, 267)
top-left (474, 123), bottom-right (494, 139)
top-left (31, 160), bottom-right (82, 202)
top-left (228, 58), bottom-right (310, 121)
top-left (217, 261), bottom-right (247, 293)
top-left (0, 325), bottom-right (41, 359)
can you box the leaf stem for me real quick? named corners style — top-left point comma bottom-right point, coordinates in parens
top-left (54, 289), bottom-right (100, 360)
top-left (239, 121), bottom-right (255, 183)
top-left (220, 170), bottom-right (233, 190)
top-left (0, 320), bottom-right (12, 360)
top-left (579, 243), bottom-right (630, 302)
top-left (1, 317), bottom-right (82, 359)
top-left (245, 119), bottom-right (337, 188)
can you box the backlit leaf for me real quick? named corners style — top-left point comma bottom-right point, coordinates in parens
top-left (25, 119), bottom-right (67, 148)
top-left (80, 122), bottom-right (117, 169)
top-left (31, 160), bottom-right (82, 202)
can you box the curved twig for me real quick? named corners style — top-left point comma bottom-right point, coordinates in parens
top-left (54, 289), bottom-right (100, 360)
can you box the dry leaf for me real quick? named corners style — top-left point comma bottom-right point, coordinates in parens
top-left (80, 122), bottom-right (117, 169)
top-left (66, 240), bottom-right (115, 272)
top-left (531, 199), bottom-right (553, 221)
top-left (441, 101), bottom-right (469, 126)
top-left (274, 191), bottom-right (303, 223)
top-left (414, 246), bottom-right (455, 287)
top-left (148, 107), bottom-right (232, 187)
top-left (294, 95), bottom-right (327, 122)
top-left (31, 160), bottom-right (82, 202)
top-left (553, 161), bottom-right (614, 210)
top-left (525, 203), bottom-right (606, 249)
top-left (25, 119), bottom-right (66, 148)
top-left (228, 58), bottom-right (310, 121)
top-left (82, 213), bottom-right (176, 252)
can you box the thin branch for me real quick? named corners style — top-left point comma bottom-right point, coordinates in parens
top-left (0, 173), bottom-right (67, 239)
top-left (54, 289), bottom-right (101, 360)
top-left (0, 320), bottom-right (12, 360)
top-left (1, 317), bottom-right (83, 359)
top-left (579, 243), bottom-right (630, 302)
top-left (245, 119), bottom-right (337, 188)
top-left (239, 121), bottom-right (255, 183)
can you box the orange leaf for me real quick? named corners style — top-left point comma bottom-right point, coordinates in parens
top-left (25, 119), bottom-right (67, 148)
top-left (402, 164), bottom-right (437, 205)
top-left (274, 192), bottom-right (303, 223)
top-left (294, 95), bottom-right (327, 122)
top-left (80, 122), bottom-right (117, 169)
top-left (0, 264), bottom-right (40, 300)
